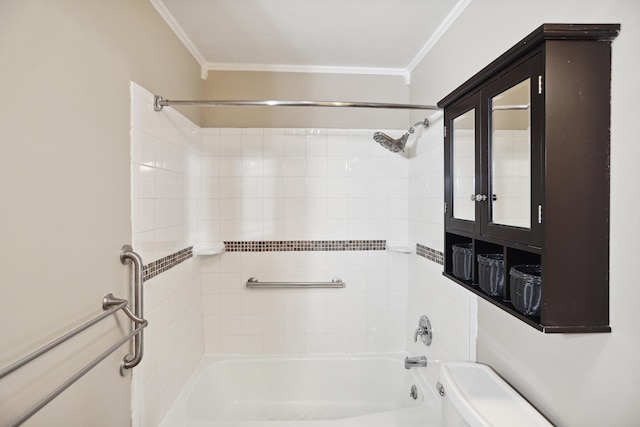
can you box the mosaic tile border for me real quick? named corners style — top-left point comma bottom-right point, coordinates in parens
top-left (416, 243), bottom-right (444, 265)
top-left (143, 246), bottom-right (193, 282)
top-left (224, 240), bottom-right (386, 252)
top-left (142, 241), bottom-right (443, 282)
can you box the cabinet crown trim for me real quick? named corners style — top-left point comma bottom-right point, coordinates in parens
top-left (437, 23), bottom-right (620, 108)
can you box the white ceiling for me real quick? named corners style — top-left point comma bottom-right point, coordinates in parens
top-left (151, 0), bottom-right (471, 81)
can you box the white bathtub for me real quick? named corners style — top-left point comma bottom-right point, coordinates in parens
top-left (159, 354), bottom-right (442, 427)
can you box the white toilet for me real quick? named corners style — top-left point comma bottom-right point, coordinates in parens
top-left (440, 362), bottom-right (553, 427)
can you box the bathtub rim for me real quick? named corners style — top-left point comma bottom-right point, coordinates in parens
top-left (159, 352), bottom-right (442, 426)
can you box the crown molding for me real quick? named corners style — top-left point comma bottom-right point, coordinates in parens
top-left (150, 0), bottom-right (207, 67)
top-left (204, 62), bottom-right (411, 83)
top-left (406, 0), bottom-right (473, 76)
top-left (152, 0), bottom-right (471, 85)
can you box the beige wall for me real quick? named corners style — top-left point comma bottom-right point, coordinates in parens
top-left (202, 70), bottom-right (411, 129)
top-left (0, 1), bottom-right (201, 426)
top-left (409, 0), bottom-right (640, 426)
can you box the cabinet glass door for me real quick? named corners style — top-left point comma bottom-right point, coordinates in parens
top-left (482, 55), bottom-right (542, 246)
top-left (452, 109), bottom-right (476, 222)
top-left (445, 92), bottom-right (481, 235)
top-left (490, 78), bottom-right (531, 228)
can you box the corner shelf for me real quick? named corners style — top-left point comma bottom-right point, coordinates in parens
top-left (193, 242), bottom-right (226, 256)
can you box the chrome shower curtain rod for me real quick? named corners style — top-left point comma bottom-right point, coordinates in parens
top-left (153, 95), bottom-right (440, 112)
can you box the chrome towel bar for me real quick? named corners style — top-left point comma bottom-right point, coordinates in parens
top-left (245, 277), bottom-right (345, 289)
top-left (0, 245), bottom-right (148, 426)
top-left (6, 324), bottom-right (145, 427)
top-left (0, 300), bottom-right (128, 380)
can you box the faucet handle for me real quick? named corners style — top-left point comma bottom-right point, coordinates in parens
top-left (413, 315), bottom-right (433, 346)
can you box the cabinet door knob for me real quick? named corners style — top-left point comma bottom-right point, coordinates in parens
top-left (471, 194), bottom-right (488, 202)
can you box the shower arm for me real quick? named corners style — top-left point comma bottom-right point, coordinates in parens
top-left (407, 118), bottom-right (430, 134)
top-left (153, 95), bottom-right (440, 112)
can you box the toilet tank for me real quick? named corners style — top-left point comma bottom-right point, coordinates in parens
top-left (440, 362), bottom-right (552, 427)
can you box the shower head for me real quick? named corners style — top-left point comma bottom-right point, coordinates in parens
top-left (373, 131), bottom-right (409, 152)
top-left (373, 118), bottom-right (430, 153)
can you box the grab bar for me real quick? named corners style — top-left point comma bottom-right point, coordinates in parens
top-left (0, 245), bottom-right (148, 426)
top-left (245, 277), bottom-right (345, 289)
top-left (117, 244), bottom-right (145, 374)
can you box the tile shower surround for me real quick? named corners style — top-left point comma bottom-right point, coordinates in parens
top-left (131, 81), bottom-right (466, 427)
top-left (199, 127), bottom-right (413, 243)
top-left (130, 83), bottom-right (203, 427)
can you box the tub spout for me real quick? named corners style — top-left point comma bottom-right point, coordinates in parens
top-left (404, 356), bottom-right (428, 369)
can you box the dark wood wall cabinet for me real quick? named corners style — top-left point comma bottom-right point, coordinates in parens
top-left (438, 24), bottom-right (619, 333)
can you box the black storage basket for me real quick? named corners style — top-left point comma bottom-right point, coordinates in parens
top-left (509, 265), bottom-right (542, 316)
top-left (452, 243), bottom-right (473, 281)
top-left (477, 254), bottom-right (505, 297)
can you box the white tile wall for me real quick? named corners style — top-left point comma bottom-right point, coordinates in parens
top-left (200, 249), bottom-right (408, 355)
top-left (131, 86), bottom-right (201, 262)
top-left (199, 128), bottom-right (409, 243)
top-left (131, 261), bottom-right (202, 427)
top-left (130, 83), bottom-right (204, 427)
top-left (408, 121), bottom-right (446, 253)
top-left (199, 127), bottom-right (411, 355)
top-left (407, 119), bottom-right (477, 384)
